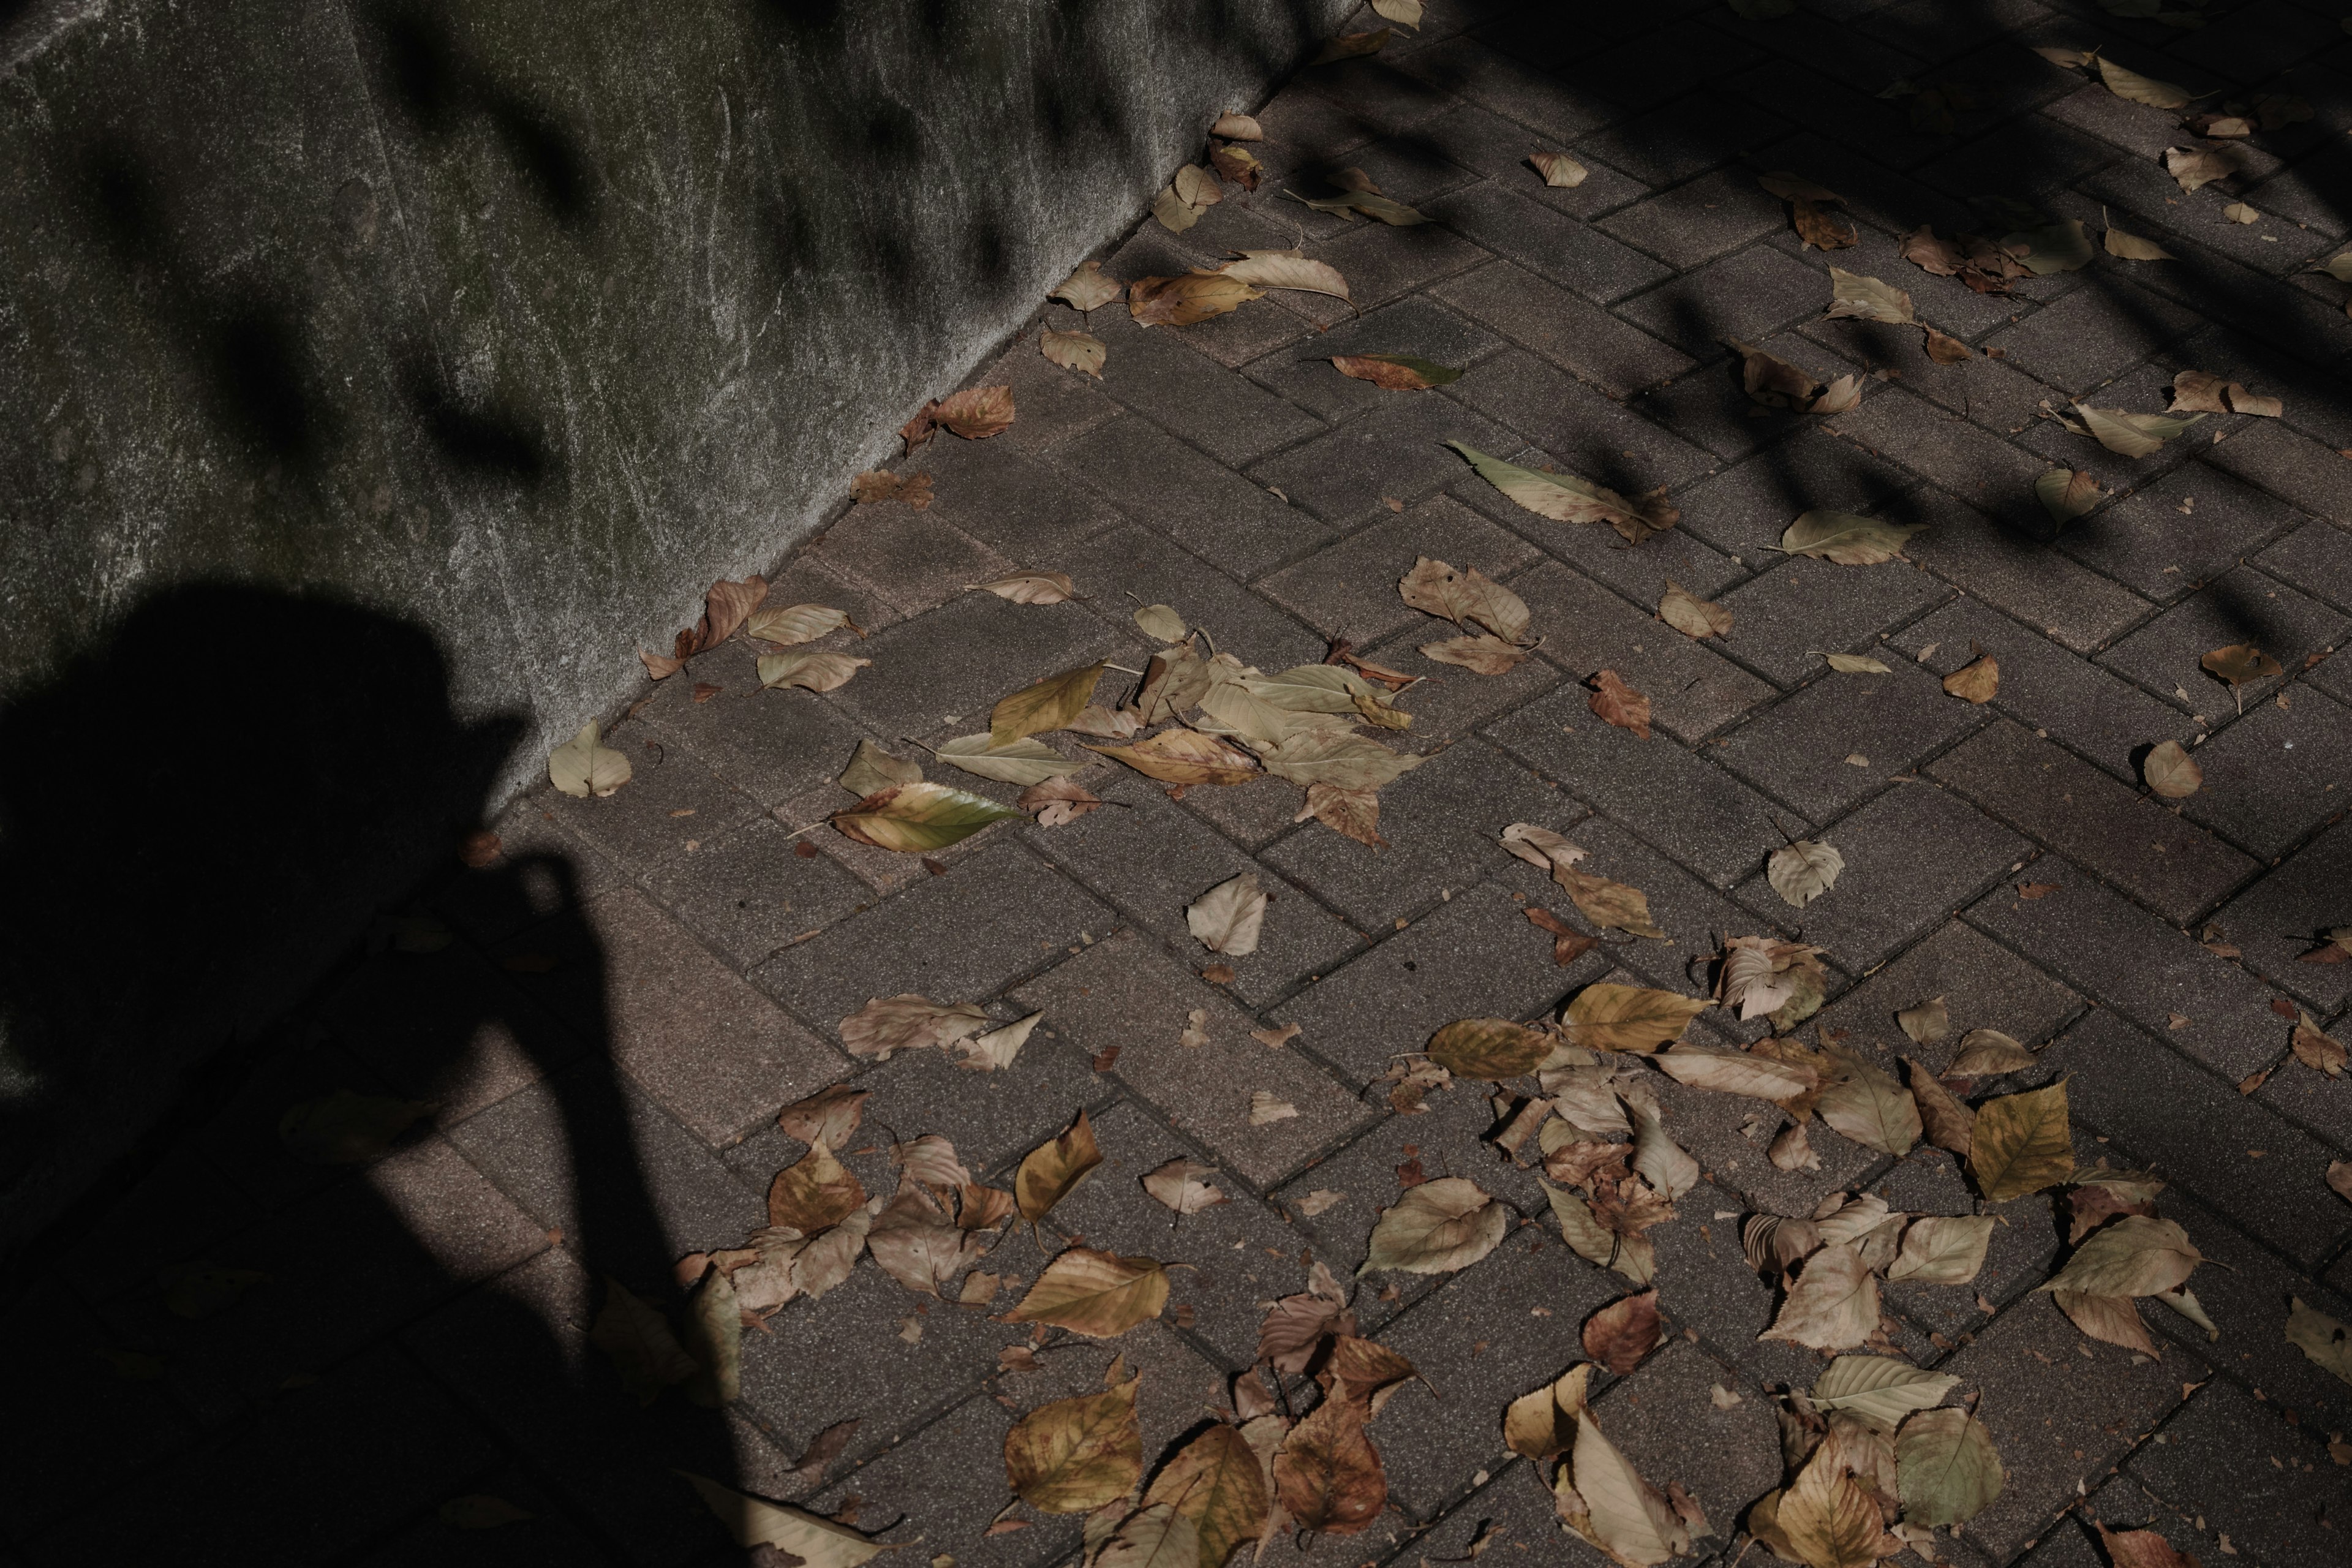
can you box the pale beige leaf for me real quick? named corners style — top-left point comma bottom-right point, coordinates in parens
top-left (549, 722), bottom-right (632, 799)
top-left (2286, 1297), bottom-right (2352, 1387)
top-left (1649, 1045), bottom-right (1818, 1108)
top-left (2037, 1214), bottom-right (2201, 1297)
top-left (1210, 112), bottom-right (1262, 141)
top-left (1086, 727), bottom-right (1262, 786)
top-left (1625, 1091), bottom-right (1700, 1200)
top-left (1768, 840), bottom-right (1844, 907)
top-left (2104, 214), bottom-right (2176, 261)
top-left (1779, 1447), bottom-right (1883, 1568)
top-left (1296, 782), bottom-right (1386, 847)
top-left (1051, 260), bottom-right (1125, 312)
top-left (933, 734), bottom-right (1084, 786)
top-left (1762, 1243), bottom-right (1880, 1350)
top-left (1569, 1409), bottom-right (1685, 1567)
top-left (1420, 634), bottom-right (1533, 674)
top-left (1778, 512), bottom-right (1924, 565)
top-left (1142, 1158), bottom-right (1228, 1215)
top-left (1218, 251), bottom-right (1351, 301)
top-left (2144, 739), bottom-right (2202, 799)
top-left (1128, 271), bottom-right (1263, 326)
top-left (1898, 997), bottom-right (1950, 1046)
top-left (839, 738), bottom-right (922, 797)
top-left (1447, 443), bottom-right (1678, 545)
top-left (747, 603), bottom-right (855, 644)
top-left (1825, 267), bottom-right (1917, 325)
top-left (1187, 872), bottom-right (1268, 956)
top-left (1532, 151), bottom-right (1589, 187)
top-left (1905, 1060), bottom-right (1975, 1158)
top-left (970, 572), bottom-right (1077, 606)
top-left (758, 651), bottom-right (870, 693)
top-left (1815, 1049), bottom-right (1921, 1157)
top-left (1505, 1362), bottom-right (1591, 1461)
top-left (1543, 1181), bottom-right (1655, 1284)
top-left (1008, 1248), bottom-right (1170, 1336)
top-left (1943, 653), bottom-right (1999, 703)
top-left (1362, 1176), bottom-right (1507, 1275)
top-left (1809, 1355), bottom-right (1958, 1431)
top-left (1017, 774), bottom-right (1104, 828)
top-left (1822, 652), bottom-right (1893, 674)
top-left (2035, 467), bottom-right (2102, 526)
top-left (1885, 1215), bottom-right (1994, 1284)
top-left (1092, 1503), bottom-right (1199, 1568)
top-left (1131, 603), bottom-right (1186, 642)
top-left (1659, 581), bottom-right (1732, 639)
top-left (1041, 329), bottom-right (1106, 378)
top-left (2098, 55), bottom-right (2198, 109)
top-left (1947, 1028), bottom-right (2035, 1076)
top-left (838, 994), bottom-right (987, 1060)
top-left (1257, 727), bottom-right (1423, 793)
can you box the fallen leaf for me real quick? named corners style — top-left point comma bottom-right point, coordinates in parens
top-left (1793, 200), bottom-right (1858, 250)
top-left (2143, 740), bottom-right (2201, 799)
top-left (1896, 1407), bottom-right (2003, 1526)
top-left (2097, 1524), bottom-right (2203, 1568)
top-left (1885, 1215), bottom-right (1994, 1285)
top-left (1005, 1373), bottom-right (1144, 1512)
top-left (1762, 1243), bottom-right (1880, 1351)
top-left (1526, 907), bottom-right (1599, 965)
top-left (1087, 728), bottom-right (1261, 786)
top-left (1777, 512), bottom-right (1924, 565)
top-left (2201, 643), bottom-right (2282, 687)
top-left (1142, 1158), bottom-right (1228, 1216)
top-left (748, 603), bottom-right (858, 644)
top-left (1583, 1291), bottom-right (1662, 1374)
top-left (1219, 251), bottom-right (1351, 302)
top-left (1506, 1362), bottom-right (1590, 1461)
top-left (1210, 140), bottom-right (1264, 189)
top-left (839, 995), bottom-right (987, 1061)
top-left (1588, 670), bottom-right (1652, 738)
top-left (1531, 151), bottom-right (1589, 187)
top-left (1128, 271), bottom-right (1264, 327)
top-left (1400, 557), bottom-right (1531, 643)
top-left (1815, 1049), bottom-right (1922, 1157)
top-left (834, 782), bottom-right (1020, 853)
top-left (1821, 652), bottom-right (1893, 674)
top-left (2039, 1214), bottom-right (2202, 1298)
top-left (1427, 1018), bottom-right (1550, 1080)
top-left (2057, 402), bottom-right (2206, 459)
top-left (1905, 1060), bottom-right (1975, 1158)
top-left (932, 734), bottom-right (1083, 787)
top-left (2294, 1010), bottom-right (2346, 1077)
top-left (758, 651), bottom-right (869, 693)
top-left (2222, 202), bottom-right (2258, 224)
top-left (1658, 581), bottom-right (1732, 639)
top-left (548, 722), bottom-right (632, 799)
top-left (767, 1138), bottom-right (868, 1233)
top-left (1768, 840), bottom-right (1844, 907)
top-left (2035, 467), bottom-right (2102, 527)
top-left (1420, 634), bottom-right (1532, 675)
top-left (1284, 186), bottom-right (1430, 225)
top-left (1187, 872), bottom-right (1268, 957)
top-left (1566, 984), bottom-right (1711, 1052)
top-left (1330, 353), bottom-right (1463, 390)
top-left (2054, 1288), bottom-right (2158, 1354)
top-left (591, 1278), bottom-right (696, 1404)
top-left (1249, 1090), bottom-right (1297, 1126)
top-left (1143, 1423), bottom-right (1270, 1568)
top-left (1651, 1045), bottom-right (1818, 1109)
top-left (1923, 328), bottom-right (1973, 363)
top-left (1898, 997), bottom-right (1950, 1046)
top-left (2105, 213), bottom-right (2176, 262)
top-left (2098, 55), bottom-right (2199, 109)
top-left (1310, 28), bottom-right (1389, 64)
top-left (1942, 653), bottom-right (1999, 704)
top-left (2170, 370), bottom-right (2281, 418)
top-left (1559, 1403), bottom-right (1686, 1566)
top-left (1295, 782), bottom-right (1387, 848)
top-left (2287, 1297), bottom-right (2352, 1387)
top-left (1771, 1123), bottom-right (1822, 1172)
top-left (1362, 1177), bottom-right (1507, 1275)
top-left (1052, 261), bottom-right (1125, 312)
top-left (1275, 1395), bottom-right (1387, 1536)
top-left (1449, 443), bottom-right (1677, 545)
top-left (1210, 111), bottom-right (1262, 141)
top-left (2000, 218), bottom-right (2095, 275)
top-left (1825, 268), bottom-right (1916, 325)
top-left (1008, 1249), bottom-right (1170, 1336)
top-left (679, 1472), bottom-right (884, 1564)
top-left (1970, 1081), bottom-right (2073, 1200)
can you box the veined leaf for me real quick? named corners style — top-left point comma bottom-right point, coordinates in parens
top-left (934, 734), bottom-right (1084, 785)
top-left (1449, 443), bottom-right (1677, 545)
top-left (1005, 1375), bottom-right (1143, 1512)
top-left (1006, 1248), bottom-right (1170, 1336)
top-left (832, 782), bottom-right (1020, 853)
top-left (1778, 511), bottom-right (1924, 565)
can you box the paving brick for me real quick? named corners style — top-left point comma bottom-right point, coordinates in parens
top-left (1058, 412), bottom-right (1334, 578)
top-left (1561, 24), bottom-right (1767, 113)
top-left (2128, 1381), bottom-right (2352, 1568)
top-left (1057, 522), bottom-right (1327, 673)
top-left (1011, 937), bottom-right (1376, 1189)
top-left (2059, 461), bottom-right (2309, 605)
top-left (2012, 357), bottom-right (2207, 500)
top-left (1262, 738), bottom-right (1574, 932)
top-left (446, 1063), bottom-right (766, 1260)
top-left (822, 589), bottom-right (1125, 747)
top-left (1370, 1239), bottom-right (1623, 1519)
top-left (1088, 305), bottom-right (1324, 467)
top-left (1916, 111), bottom-right (2120, 202)
top-left (1718, 660), bottom-right (1988, 821)
top-left (1809, 917), bottom-right (2083, 1065)
top-left (892, 421), bottom-right (1125, 559)
top-left (807, 1395), bottom-right (1072, 1568)
top-left (1431, 258), bottom-right (1696, 399)
top-left (1712, 555), bottom-right (1953, 690)
top-left (806, 499), bottom-right (1014, 619)
top-left (317, 946), bottom-right (583, 1126)
top-left (1893, 598), bottom-right (2181, 783)
top-left (1444, 348), bottom-right (1719, 489)
top-left (968, 322), bottom-right (1120, 452)
top-left (543, 717), bottom-right (761, 879)
top-left (1272, 217), bottom-right (1496, 333)
top-left (1409, 102), bottom-right (1654, 222)
top-left (1276, 880), bottom-right (1611, 1087)
top-left (1295, 56), bottom-right (1460, 136)
top-left (2255, 524), bottom-right (2352, 620)
top-left (1829, 382), bottom-right (2049, 505)
top-left (1357, 622), bottom-right (1568, 744)
top-left (1733, 62), bottom-right (1953, 179)
top-left (194, 1038), bottom-right (410, 1214)
top-left (1929, 719), bottom-right (2259, 925)
top-left (2209, 816), bottom-right (2352, 1015)
top-left (500, 889), bottom-right (846, 1145)
top-left (1735, 782), bottom-right (2028, 971)
top-left (635, 641), bottom-right (876, 810)
top-left (2147, 1190), bottom-right (2352, 1438)
top-left (1425, 183), bottom-right (1673, 304)
top-left (1583, 92), bottom-right (1797, 187)
top-left (1487, 690), bottom-right (1792, 884)
top-left (1968, 858), bottom-right (2288, 1079)
top-left (1166, 772), bottom-right (1321, 854)
top-left (1025, 772), bottom-right (1363, 1006)
top-left (1600, 167), bottom-right (1790, 271)
top-left (1644, 1051), bottom-right (1882, 1224)
top-left (2101, 566), bottom-right (2350, 720)
top-left (1532, 811), bottom-right (1790, 994)
top-left (1611, 243), bottom-right (1833, 358)
top-left (350, 1472), bottom-right (605, 1568)
top-left (1508, 560), bottom-right (1776, 740)
top-left (1481, 489), bottom-right (1747, 613)
top-left (753, 843), bottom-right (1109, 1035)
top-left (1903, 489), bottom-right (2156, 654)
top-left (1624, 343), bottom-right (1844, 469)
top-left (1750, 129), bottom-right (1978, 239)
top-left (1035, 1100), bottom-right (1329, 1368)
top-left (641, 812), bottom-right (869, 970)
top-left (2036, 1007), bottom-right (2352, 1267)
top-left (1256, 492), bottom-right (1540, 645)
top-left (1407, 1463), bottom-right (1611, 1568)
top-left (1669, 423), bottom-right (1916, 550)
top-left (2177, 687), bottom-right (2352, 861)
top-left (1248, 388), bottom-right (1524, 529)
top-left (1246, 295), bottom-right (1504, 422)
top-left (25, 1344), bottom-right (502, 1568)
top-left (1804, 313), bottom-right (2057, 431)
top-left (1934, 1291), bottom-right (2200, 1564)
top-left (1395, 35), bottom-right (1613, 138)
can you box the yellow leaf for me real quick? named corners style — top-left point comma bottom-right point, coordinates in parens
top-left (832, 781), bottom-right (1020, 853)
top-left (1005, 1375), bottom-right (1144, 1512)
top-left (1017, 1109), bottom-right (1104, 1224)
top-left (992, 663), bottom-right (1106, 750)
top-left (1565, 984), bottom-right (1711, 1052)
top-left (1129, 271), bottom-right (1263, 327)
top-left (1970, 1080), bottom-right (2074, 1200)
top-left (1041, 329), bottom-right (1106, 378)
top-left (548, 722), bottom-right (632, 798)
top-left (1006, 1248), bottom-right (1170, 1336)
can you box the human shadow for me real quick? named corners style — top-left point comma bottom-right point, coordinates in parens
top-left (0, 586), bottom-right (748, 1565)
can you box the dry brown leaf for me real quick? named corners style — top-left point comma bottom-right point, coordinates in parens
top-left (1210, 141), bottom-right (1264, 189)
top-left (2143, 739), bottom-right (2202, 799)
top-left (1142, 1423), bottom-right (1270, 1568)
top-left (1658, 581), bottom-right (1732, 639)
top-left (839, 994), bottom-right (987, 1060)
top-left (1792, 200), bottom-right (1858, 249)
top-left (1504, 1362), bottom-right (1590, 1461)
top-left (1970, 1081), bottom-right (2073, 1200)
top-left (1761, 1243), bottom-right (1879, 1351)
top-left (1006, 1248), bottom-right (1170, 1336)
top-left (1588, 669), bottom-right (1652, 738)
top-left (1210, 112), bottom-right (1262, 141)
top-left (1923, 327), bottom-right (1973, 363)
top-left (1421, 635), bottom-right (1534, 675)
top-left (1526, 907), bottom-right (1600, 966)
top-left (2096, 1524), bottom-right (2201, 1568)
top-left (1142, 1158), bottom-right (1227, 1216)
top-left (1943, 652), bottom-right (1999, 703)
top-left (2294, 1010), bottom-right (2347, 1077)
top-left (767, 1140), bottom-right (867, 1233)
top-left (1041, 330), bottom-right (1106, 379)
top-left (1051, 260), bottom-right (1125, 312)
top-left (1905, 1060), bottom-right (1975, 1158)
top-left (758, 651), bottom-right (870, 693)
top-left (777, 1084), bottom-right (868, 1148)
top-left (1274, 1395), bottom-right (1386, 1537)
top-left (1362, 1177), bottom-right (1507, 1274)
top-left (1187, 872), bottom-right (1268, 956)
top-left (1295, 782), bottom-right (1386, 848)
top-left (1087, 727), bottom-right (1261, 786)
top-left (968, 572), bottom-right (1076, 606)
top-left (1005, 1373), bottom-right (1143, 1512)
top-left (1017, 774), bottom-right (1104, 827)
top-left (1329, 353), bottom-right (1463, 391)
top-left (1583, 1290), bottom-right (1662, 1375)
top-left (1017, 1110), bottom-right (1103, 1224)
top-left (1128, 271), bottom-right (1264, 328)
top-left (1399, 556), bottom-right (1531, 643)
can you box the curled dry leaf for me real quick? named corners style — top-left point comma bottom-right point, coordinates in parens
top-left (1566, 984), bottom-right (1711, 1052)
top-left (2293, 1010), bottom-right (2346, 1077)
top-left (1942, 652), bottom-right (1999, 704)
top-left (1528, 906), bottom-right (1600, 965)
top-left (2201, 643), bottom-right (2282, 687)
top-left (1051, 260), bottom-right (1125, 312)
top-left (748, 603), bottom-right (858, 644)
top-left (1970, 1080), bottom-right (2073, 1201)
top-left (1768, 839), bottom-right (1844, 907)
top-left (2035, 467), bottom-right (2102, 527)
top-left (1947, 1028), bottom-right (2035, 1076)
top-left (1588, 670), bottom-right (1653, 739)
top-left (1128, 271), bottom-right (1264, 328)
top-left (1809, 1355), bottom-right (1956, 1431)
top-left (1898, 997), bottom-right (1950, 1046)
top-left (1007, 1248), bottom-right (1170, 1336)
top-left (1584, 1290), bottom-right (1663, 1375)
top-left (2165, 144), bottom-right (2246, 194)
top-left (1449, 443), bottom-right (1678, 545)
top-left (838, 993), bottom-right (987, 1060)
top-left (1210, 111), bottom-right (1262, 141)
top-left (1825, 268), bottom-right (1916, 325)
top-left (2287, 1297), bottom-right (2352, 1388)
top-left (903, 384), bottom-right (1015, 447)
top-left (2170, 370), bottom-right (2281, 418)
top-left (549, 722), bottom-right (632, 799)
top-left (1210, 141), bottom-right (1264, 189)
top-left (1087, 728), bottom-right (1261, 786)
top-left (1330, 353), bottom-right (1463, 390)
top-left (956, 1011), bottom-right (1043, 1073)
top-left (1422, 634), bottom-right (1534, 675)
top-left (1143, 1423), bottom-right (1270, 1568)
top-left (1187, 872), bottom-right (1268, 957)
top-left (1018, 773), bottom-right (1104, 826)
top-left (1297, 782), bottom-right (1386, 848)
top-left (767, 1139), bottom-right (867, 1232)
top-left (1922, 328), bottom-right (1972, 363)
top-left (2097, 1525), bottom-right (2202, 1568)
top-left (2098, 55), bottom-right (2198, 110)
top-left (2053, 402), bottom-right (2204, 459)
top-left (833, 781), bottom-right (1021, 853)
top-left (1218, 250), bottom-right (1350, 302)
top-left (758, 652), bottom-right (870, 693)
top-left (1658, 581), bottom-right (1732, 639)
top-left (2143, 739), bottom-right (2201, 799)
top-left (1017, 1110), bottom-right (1102, 1224)
top-left (1040, 329), bottom-right (1105, 378)
top-left (1778, 511), bottom-right (1924, 565)
top-left (1005, 1373), bottom-right (1144, 1513)
top-left (1652, 1045), bottom-right (1818, 1110)
top-left (777, 1084), bottom-right (867, 1148)
top-left (1362, 1176), bottom-right (1507, 1275)
top-left (2103, 213), bottom-right (2175, 262)
top-left (1531, 151), bottom-right (1589, 187)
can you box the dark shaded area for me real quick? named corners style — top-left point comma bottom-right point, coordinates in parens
top-left (373, 3), bottom-right (597, 227)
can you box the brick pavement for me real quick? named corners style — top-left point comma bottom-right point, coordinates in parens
top-left (12, 3), bottom-right (2352, 1564)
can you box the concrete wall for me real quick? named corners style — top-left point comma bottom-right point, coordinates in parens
top-left (0, 0), bottom-right (1349, 1251)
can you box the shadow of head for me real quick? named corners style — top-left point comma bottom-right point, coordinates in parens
top-left (0, 584), bottom-right (520, 1203)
